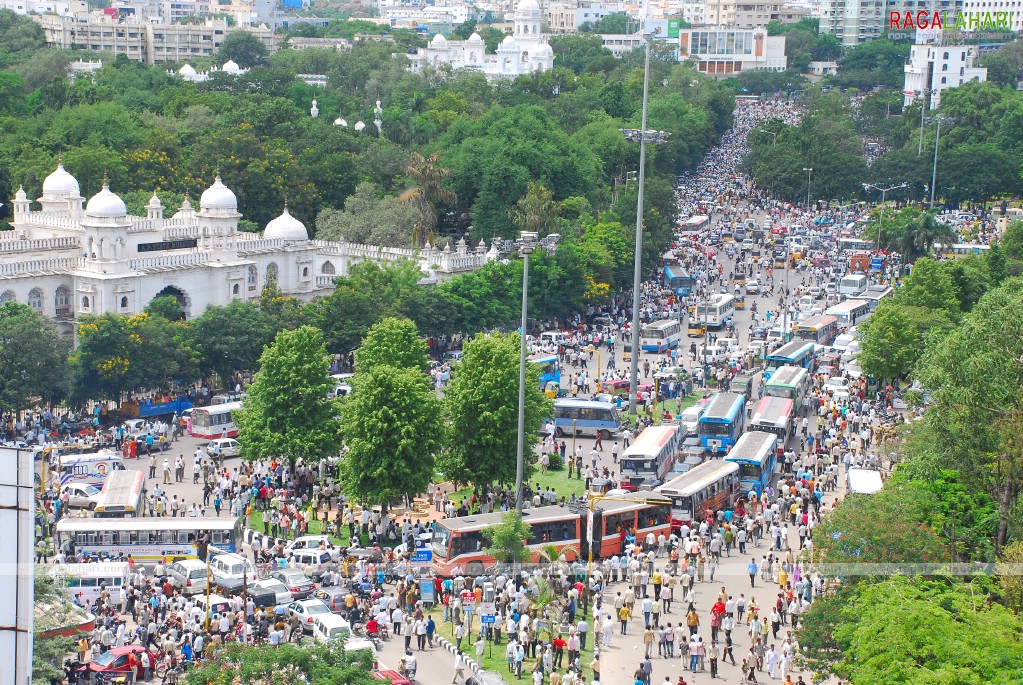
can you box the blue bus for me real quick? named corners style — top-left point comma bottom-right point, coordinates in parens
top-left (698, 392), bottom-right (746, 454)
top-left (763, 340), bottom-right (816, 380)
top-left (530, 353), bottom-right (560, 390)
top-left (551, 399), bottom-right (622, 440)
top-left (664, 265), bottom-right (695, 296)
top-left (725, 431), bottom-right (778, 496)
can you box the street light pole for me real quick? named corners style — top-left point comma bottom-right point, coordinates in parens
top-left (802, 167), bottom-right (812, 209)
top-left (930, 116), bottom-right (952, 209)
top-left (628, 34), bottom-right (653, 417)
top-left (863, 182), bottom-right (908, 251)
top-left (514, 231), bottom-right (538, 513)
top-left (917, 91), bottom-right (931, 156)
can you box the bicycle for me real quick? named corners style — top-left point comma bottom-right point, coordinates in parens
top-left (256, 562), bottom-right (273, 579)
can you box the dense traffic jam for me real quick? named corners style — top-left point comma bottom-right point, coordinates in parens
top-left (44, 98), bottom-right (1010, 685)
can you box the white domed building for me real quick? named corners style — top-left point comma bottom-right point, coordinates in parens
top-left (409, 0), bottom-right (554, 79)
top-left (1, 164), bottom-right (492, 334)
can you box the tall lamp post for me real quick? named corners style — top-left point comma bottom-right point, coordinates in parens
top-left (514, 231), bottom-right (538, 513)
top-left (628, 32), bottom-right (654, 417)
top-left (929, 115), bottom-right (953, 209)
top-left (802, 167), bottom-right (812, 209)
top-left (863, 182), bottom-right (908, 251)
top-left (916, 89), bottom-right (932, 156)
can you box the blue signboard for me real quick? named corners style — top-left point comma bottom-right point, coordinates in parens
top-left (870, 257), bottom-right (883, 271)
top-left (481, 615), bottom-right (496, 625)
top-left (412, 550), bottom-right (433, 563)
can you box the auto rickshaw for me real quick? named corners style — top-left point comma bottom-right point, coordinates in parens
top-left (734, 294), bottom-right (746, 310)
top-left (687, 321), bottom-right (707, 337)
top-left (544, 380), bottom-right (566, 399)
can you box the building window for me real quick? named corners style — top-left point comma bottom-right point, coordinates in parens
top-left (302, 267), bottom-right (309, 278)
top-left (321, 261), bottom-right (336, 275)
top-left (81, 296), bottom-right (90, 311)
top-left (232, 284), bottom-right (240, 296)
top-left (265, 262), bottom-right (279, 285)
top-left (0, 290), bottom-right (14, 304)
top-left (943, 51), bottom-right (949, 59)
top-left (28, 288), bottom-right (43, 311)
top-left (248, 265), bottom-right (258, 291)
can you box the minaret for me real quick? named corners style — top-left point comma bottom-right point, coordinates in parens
top-left (12, 185), bottom-right (30, 221)
top-left (147, 192), bottom-right (164, 220)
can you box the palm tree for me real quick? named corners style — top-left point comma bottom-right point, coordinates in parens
top-left (400, 151), bottom-right (456, 247)
top-left (895, 212), bottom-right (957, 262)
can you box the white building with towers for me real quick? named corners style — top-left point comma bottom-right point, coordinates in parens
top-left (1, 163), bottom-right (492, 335)
top-left (408, 0), bottom-right (554, 78)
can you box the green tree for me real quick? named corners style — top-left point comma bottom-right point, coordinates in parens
top-left (593, 12), bottom-right (632, 33)
top-left (987, 243), bottom-right (1008, 285)
top-left (0, 302), bottom-right (70, 409)
top-left (33, 573), bottom-right (78, 685)
top-left (442, 332), bottom-right (552, 495)
top-left (337, 364), bottom-right (442, 518)
top-left (186, 301), bottom-right (274, 382)
top-left (145, 294), bottom-right (184, 321)
top-left (1001, 220), bottom-right (1023, 259)
top-left (215, 30), bottom-right (269, 68)
top-left (354, 317), bottom-right (428, 373)
top-left (855, 301), bottom-right (921, 381)
top-left (509, 181), bottom-right (560, 235)
top-left (896, 257), bottom-right (960, 314)
top-left (235, 326), bottom-right (341, 469)
top-left (401, 150), bottom-right (457, 246)
top-left (185, 642), bottom-right (377, 685)
top-left (315, 182), bottom-right (417, 247)
top-left (482, 510), bottom-right (535, 565)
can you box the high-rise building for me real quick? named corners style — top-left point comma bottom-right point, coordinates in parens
top-left (903, 42), bottom-right (986, 109)
top-left (820, 0), bottom-right (960, 46)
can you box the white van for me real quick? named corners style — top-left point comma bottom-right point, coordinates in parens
top-left (50, 562), bottom-right (129, 605)
top-left (194, 593), bottom-right (233, 623)
top-left (166, 559), bottom-right (209, 596)
top-left (210, 552), bottom-right (256, 585)
top-left (678, 405), bottom-right (705, 437)
top-left (57, 451), bottom-right (126, 488)
top-left (285, 535), bottom-right (338, 558)
top-left (290, 549), bottom-right (334, 578)
top-left (540, 331), bottom-right (565, 347)
top-left (311, 614), bottom-right (353, 644)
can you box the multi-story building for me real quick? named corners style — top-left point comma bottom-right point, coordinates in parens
top-left (732, 0), bottom-right (810, 27)
top-left (821, 0), bottom-right (961, 46)
top-left (903, 42), bottom-right (986, 109)
top-left (679, 26), bottom-right (787, 74)
top-left (705, 0), bottom-right (738, 24)
top-left (959, 0), bottom-right (1023, 30)
top-left (544, 0), bottom-right (627, 33)
top-left (34, 14), bottom-right (276, 64)
top-left (1, 164), bottom-right (491, 335)
top-left (0, 0), bottom-right (85, 15)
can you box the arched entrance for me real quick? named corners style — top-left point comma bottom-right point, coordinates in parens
top-left (150, 285), bottom-right (190, 320)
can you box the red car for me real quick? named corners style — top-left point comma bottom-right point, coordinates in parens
top-left (372, 670), bottom-right (412, 685)
top-left (80, 646), bottom-right (164, 680)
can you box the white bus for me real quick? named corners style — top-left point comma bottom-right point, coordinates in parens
top-left (640, 319), bottom-right (683, 353)
top-left (619, 425), bottom-right (680, 489)
top-left (860, 286), bottom-right (893, 312)
top-left (826, 300), bottom-right (872, 328)
top-left (93, 470), bottom-right (146, 518)
top-left (838, 274), bottom-right (867, 297)
top-left (552, 399), bottom-right (622, 440)
top-left (191, 401), bottom-right (243, 440)
top-left (696, 294), bottom-right (735, 328)
top-left (49, 562), bottom-right (130, 605)
top-left (57, 451), bottom-right (126, 489)
top-left (55, 517), bottom-right (242, 563)
top-left (657, 460), bottom-right (740, 529)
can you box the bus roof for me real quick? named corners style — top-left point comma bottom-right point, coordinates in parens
top-left (793, 314), bottom-right (837, 331)
top-left (595, 493), bottom-right (671, 514)
top-left (55, 517), bottom-right (237, 532)
top-left (751, 396), bottom-right (794, 425)
top-left (699, 293), bottom-right (733, 307)
top-left (97, 470), bottom-right (144, 501)
top-left (643, 319), bottom-right (679, 330)
top-left (50, 562), bottom-right (130, 578)
top-left (195, 402), bottom-right (243, 414)
top-left (623, 425), bottom-right (679, 457)
top-left (433, 505), bottom-right (575, 533)
top-left (725, 431), bottom-right (777, 464)
top-left (528, 353), bottom-right (558, 364)
top-left (684, 215), bottom-right (709, 226)
top-left (664, 265), bottom-right (690, 279)
top-left (58, 450), bottom-right (121, 466)
top-left (767, 340), bottom-right (815, 360)
top-left (766, 366), bottom-right (807, 388)
top-left (826, 299), bottom-right (870, 313)
top-left (554, 399), bottom-right (617, 411)
top-left (659, 460), bottom-right (740, 498)
top-left (701, 393), bottom-right (744, 422)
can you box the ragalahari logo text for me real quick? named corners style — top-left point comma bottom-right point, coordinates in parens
top-left (889, 10), bottom-right (1014, 30)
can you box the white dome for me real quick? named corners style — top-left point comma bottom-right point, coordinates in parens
top-left (467, 32), bottom-right (484, 44)
top-left (501, 35), bottom-right (517, 47)
top-left (200, 175), bottom-right (238, 211)
top-left (222, 59), bottom-right (240, 73)
top-left (179, 64), bottom-right (197, 76)
top-left (15, 185), bottom-right (27, 201)
top-left (42, 163), bottom-right (80, 197)
top-left (85, 184), bottom-right (127, 218)
top-left (334, 117), bottom-right (348, 127)
top-left (147, 192), bottom-right (163, 208)
top-left (264, 205), bottom-right (308, 241)
top-left (432, 34), bottom-right (447, 46)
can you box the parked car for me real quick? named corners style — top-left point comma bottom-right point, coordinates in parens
top-left (78, 646), bottom-right (163, 680)
top-left (286, 598), bottom-right (333, 632)
top-left (271, 568), bottom-right (316, 600)
top-left (166, 559), bottom-right (208, 596)
top-left (61, 483), bottom-right (102, 509)
top-left (251, 578), bottom-right (293, 606)
top-left (205, 438), bottom-right (240, 459)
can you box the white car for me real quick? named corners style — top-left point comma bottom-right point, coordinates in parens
top-left (745, 279), bottom-right (761, 294)
top-left (252, 578), bottom-right (294, 606)
top-left (824, 376), bottom-right (851, 399)
top-left (846, 360), bottom-right (863, 380)
top-left (287, 598), bottom-right (333, 632)
top-left (205, 438), bottom-right (240, 458)
top-left (701, 345), bottom-right (728, 364)
top-left (61, 483), bottom-right (102, 509)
